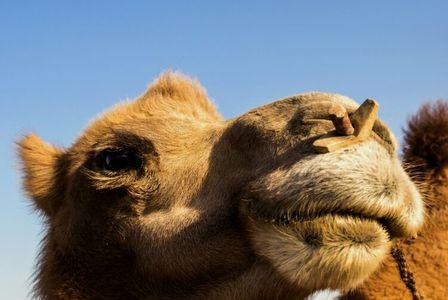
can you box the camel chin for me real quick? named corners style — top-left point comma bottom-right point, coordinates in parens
top-left (247, 215), bottom-right (390, 291)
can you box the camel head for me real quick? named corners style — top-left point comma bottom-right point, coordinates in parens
top-left (19, 73), bottom-right (424, 299)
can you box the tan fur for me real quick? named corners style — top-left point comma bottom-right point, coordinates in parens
top-left (18, 72), bottom-right (424, 299)
top-left (340, 100), bottom-right (448, 299)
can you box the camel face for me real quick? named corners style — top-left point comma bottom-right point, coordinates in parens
top-left (19, 73), bottom-right (424, 299)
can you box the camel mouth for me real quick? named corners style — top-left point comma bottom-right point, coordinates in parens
top-left (244, 200), bottom-right (396, 291)
top-left (243, 199), bottom-right (403, 240)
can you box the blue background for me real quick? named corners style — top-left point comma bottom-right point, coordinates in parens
top-left (1, 1), bottom-right (447, 299)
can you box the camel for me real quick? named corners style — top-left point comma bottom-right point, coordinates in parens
top-left (18, 72), bottom-right (425, 299)
top-left (341, 100), bottom-right (448, 300)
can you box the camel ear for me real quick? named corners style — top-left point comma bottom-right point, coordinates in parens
top-left (18, 134), bottom-right (65, 217)
top-left (403, 100), bottom-right (448, 175)
top-left (403, 100), bottom-right (448, 209)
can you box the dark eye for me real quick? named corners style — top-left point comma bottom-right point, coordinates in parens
top-left (97, 149), bottom-right (142, 172)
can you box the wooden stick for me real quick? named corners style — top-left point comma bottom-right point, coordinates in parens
top-left (313, 99), bottom-right (379, 154)
top-left (351, 99), bottom-right (379, 139)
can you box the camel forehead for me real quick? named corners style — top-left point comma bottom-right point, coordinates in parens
top-left (72, 73), bottom-right (226, 148)
top-left (71, 104), bottom-right (219, 162)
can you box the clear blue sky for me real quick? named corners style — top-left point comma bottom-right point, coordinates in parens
top-left (1, 1), bottom-right (447, 299)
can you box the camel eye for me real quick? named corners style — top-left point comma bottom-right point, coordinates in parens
top-left (97, 149), bottom-right (141, 172)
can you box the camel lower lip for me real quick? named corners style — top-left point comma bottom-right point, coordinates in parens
top-left (289, 214), bottom-right (393, 246)
top-left (243, 196), bottom-right (409, 240)
top-left (248, 208), bottom-right (398, 240)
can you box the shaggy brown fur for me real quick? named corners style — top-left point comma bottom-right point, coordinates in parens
top-left (19, 72), bottom-right (424, 299)
top-left (341, 101), bottom-right (448, 299)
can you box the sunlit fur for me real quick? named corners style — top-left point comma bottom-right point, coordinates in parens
top-left (341, 100), bottom-right (448, 299)
top-left (18, 72), bottom-right (424, 299)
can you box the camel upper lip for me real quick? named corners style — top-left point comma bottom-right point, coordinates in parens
top-left (244, 199), bottom-right (402, 239)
